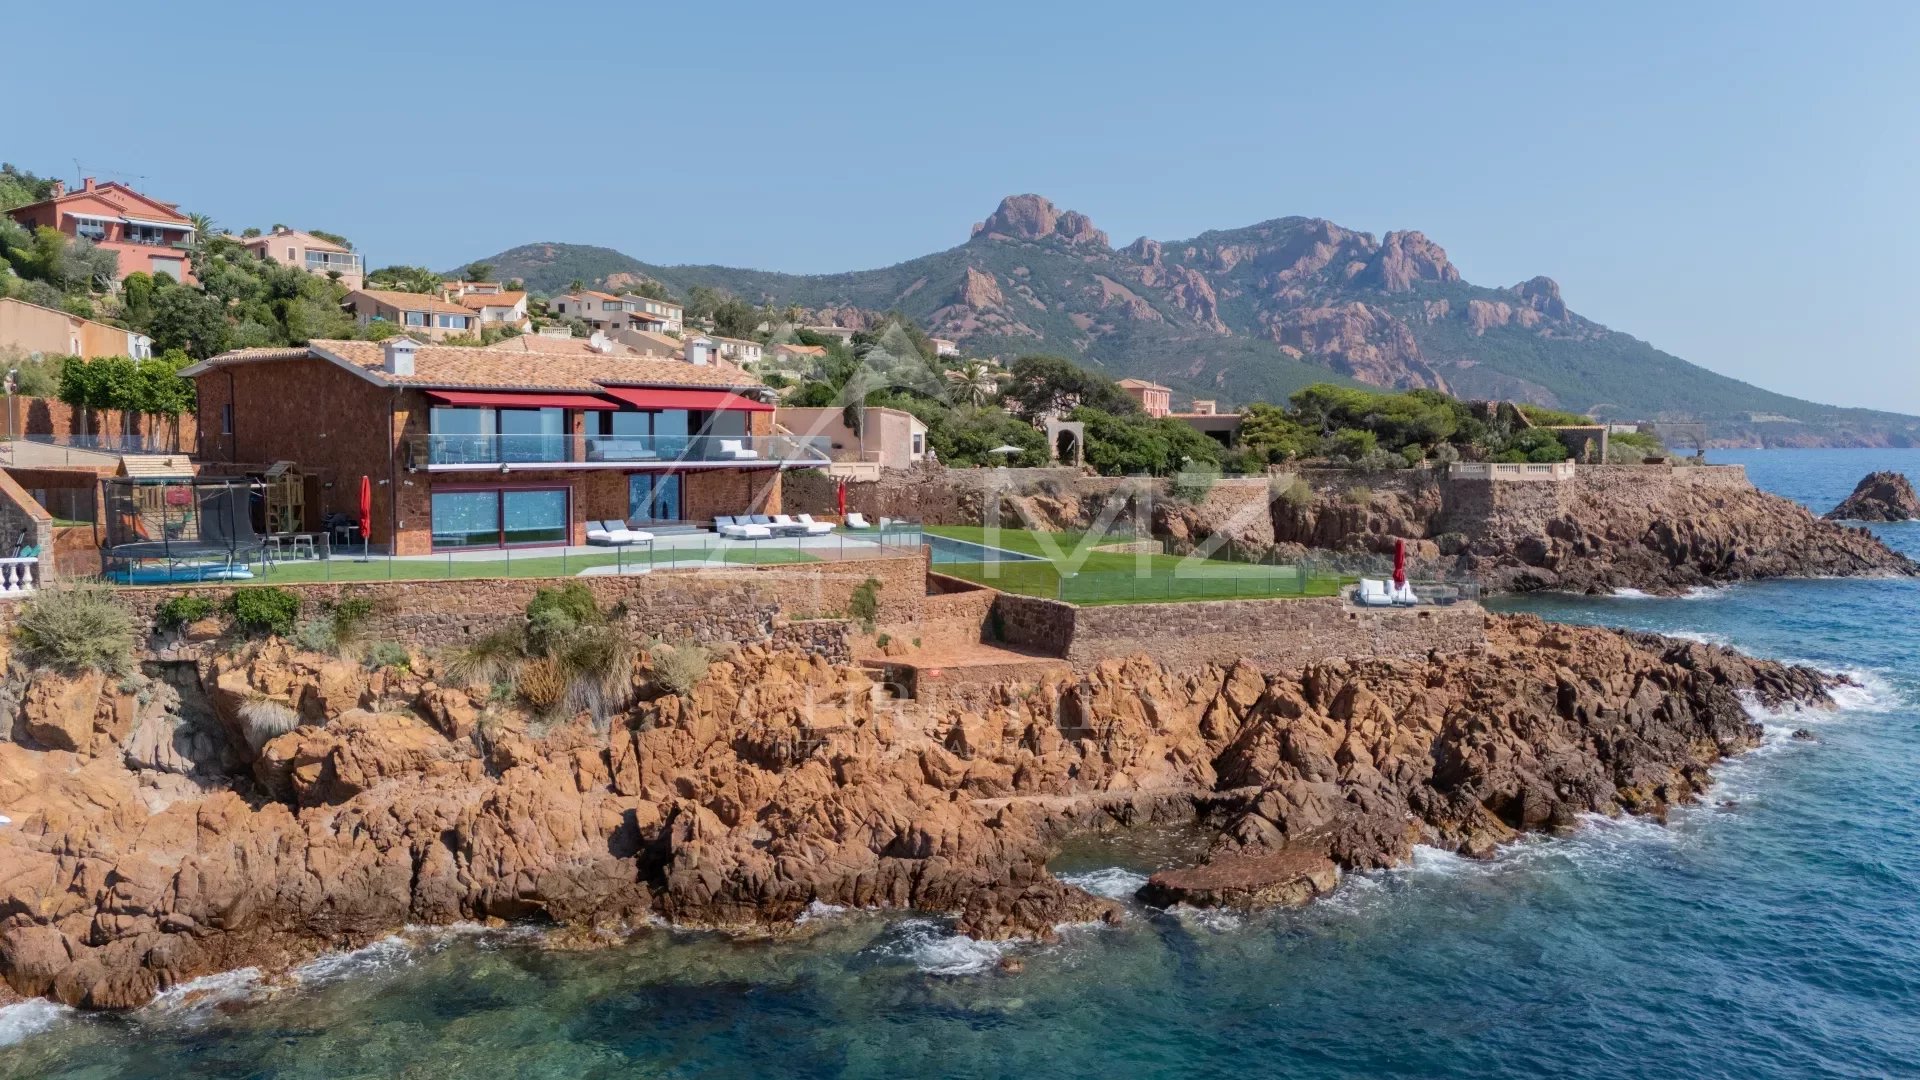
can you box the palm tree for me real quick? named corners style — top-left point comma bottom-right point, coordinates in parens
top-left (958, 359), bottom-right (1000, 407)
top-left (187, 212), bottom-right (217, 262)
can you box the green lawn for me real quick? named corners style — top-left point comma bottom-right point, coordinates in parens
top-left (214, 545), bottom-right (818, 585)
top-left (926, 526), bottom-right (1344, 605)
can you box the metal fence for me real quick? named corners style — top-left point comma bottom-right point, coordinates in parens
top-left (102, 522), bottom-right (929, 587)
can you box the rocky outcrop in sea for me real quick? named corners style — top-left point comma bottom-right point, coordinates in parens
top-left (0, 617), bottom-right (1837, 1011)
top-left (1824, 471), bottom-right (1920, 522)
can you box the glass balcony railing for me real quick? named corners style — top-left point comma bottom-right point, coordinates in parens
top-left (405, 433), bottom-right (831, 469)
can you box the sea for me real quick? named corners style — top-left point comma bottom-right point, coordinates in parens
top-left (2, 449), bottom-right (1916, 1079)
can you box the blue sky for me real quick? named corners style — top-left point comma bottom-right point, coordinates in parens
top-left (8, 1), bottom-right (1916, 412)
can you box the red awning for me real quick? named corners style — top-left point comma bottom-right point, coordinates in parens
top-left (597, 386), bottom-right (774, 412)
top-left (426, 389), bottom-right (617, 410)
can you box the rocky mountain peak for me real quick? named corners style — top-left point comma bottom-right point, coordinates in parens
top-left (975, 194), bottom-right (1110, 248)
top-left (1371, 230), bottom-right (1460, 292)
top-left (1507, 275), bottom-right (1568, 320)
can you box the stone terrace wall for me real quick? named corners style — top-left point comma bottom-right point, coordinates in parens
top-left (910, 573), bottom-right (998, 649)
top-left (119, 553), bottom-right (922, 654)
top-left (988, 591), bottom-right (1079, 655)
top-left (987, 590), bottom-right (1485, 675)
top-left (1063, 596), bottom-right (1484, 674)
top-left (1443, 463), bottom-right (1755, 540)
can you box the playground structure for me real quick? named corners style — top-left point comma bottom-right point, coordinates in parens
top-left (100, 477), bottom-right (267, 583)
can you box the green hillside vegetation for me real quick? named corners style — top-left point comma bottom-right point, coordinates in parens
top-left (0, 164), bottom-right (432, 365)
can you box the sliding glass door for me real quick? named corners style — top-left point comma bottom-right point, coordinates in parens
top-left (628, 474), bottom-right (680, 524)
top-left (431, 486), bottom-right (569, 549)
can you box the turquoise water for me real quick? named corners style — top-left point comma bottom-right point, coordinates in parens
top-left (3, 450), bottom-right (1917, 1079)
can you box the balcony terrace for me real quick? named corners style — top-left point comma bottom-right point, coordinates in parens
top-left (402, 432), bottom-right (831, 471)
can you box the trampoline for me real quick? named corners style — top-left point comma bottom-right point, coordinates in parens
top-left (101, 478), bottom-right (269, 584)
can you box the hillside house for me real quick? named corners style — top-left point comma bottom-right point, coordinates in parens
top-left (344, 289), bottom-right (479, 342)
top-left (0, 297), bottom-right (152, 360)
top-left (7, 178), bottom-right (196, 283)
top-left (239, 227), bottom-right (363, 289)
top-left (1116, 378), bottom-right (1172, 418)
top-left (184, 337), bottom-right (822, 554)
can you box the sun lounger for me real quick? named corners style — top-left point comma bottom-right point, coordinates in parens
top-left (715, 515), bottom-right (771, 540)
top-left (844, 513), bottom-right (872, 530)
top-left (586, 520), bottom-right (653, 546)
top-left (1390, 581), bottom-right (1419, 606)
top-left (1356, 578), bottom-right (1395, 607)
top-left (795, 514), bottom-right (836, 535)
top-left (770, 514), bottom-right (816, 537)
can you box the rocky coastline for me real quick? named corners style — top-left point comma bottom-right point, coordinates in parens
top-left (896, 462), bottom-right (1920, 596)
top-left (1824, 471), bottom-right (1920, 523)
top-left (0, 614), bottom-right (1838, 1012)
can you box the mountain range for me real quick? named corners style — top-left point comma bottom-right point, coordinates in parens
top-left (471, 195), bottom-right (1919, 446)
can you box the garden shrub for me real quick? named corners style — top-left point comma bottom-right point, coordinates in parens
top-left (1342, 485), bottom-right (1373, 506)
top-left (847, 577), bottom-right (883, 630)
top-left (1169, 463), bottom-right (1220, 504)
top-left (293, 618), bottom-right (338, 654)
top-left (155, 594), bottom-right (214, 630)
top-left (326, 596), bottom-right (376, 643)
top-left (11, 584), bottom-right (136, 676)
top-left (226, 587), bottom-right (301, 637)
top-left (648, 639), bottom-right (710, 696)
top-left (364, 640), bottom-right (410, 672)
top-left (514, 657), bottom-right (567, 713)
top-left (1274, 477), bottom-right (1314, 513)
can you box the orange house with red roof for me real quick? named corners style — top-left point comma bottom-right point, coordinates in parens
top-left (6, 178), bottom-right (197, 284)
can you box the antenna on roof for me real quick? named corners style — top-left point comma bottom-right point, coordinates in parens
top-left (73, 160), bottom-right (148, 186)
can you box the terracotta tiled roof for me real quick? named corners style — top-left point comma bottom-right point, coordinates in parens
top-left (348, 289), bottom-right (477, 317)
top-left (772, 343), bottom-right (828, 357)
top-left (1116, 377), bottom-right (1170, 391)
top-left (457, 290), bottom-right (526, 310)
top-left (193, 339), bottom-right (764, 394)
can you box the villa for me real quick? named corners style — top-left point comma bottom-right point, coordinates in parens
top-left (238, 227), bottom-right (364, 290)
top-left (342, 289), bottom-right (480, 342)
top-left (6, 177), bottom-right (197, 283)
top-left (182, 337), bottom-right (825, 554)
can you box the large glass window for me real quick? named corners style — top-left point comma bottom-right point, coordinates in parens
top-left (431, 491), bottom-right (501, 548)
top-left (432, 487), bottom-right (568, 548)
top-left (498, 408), bottom-right (564, 463)
top-left (430, 406), bottom-right (563, 464)
top-left (502, 489), bottom-right (568, 545)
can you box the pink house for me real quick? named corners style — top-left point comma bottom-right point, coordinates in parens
top-left (7, 178), bottom-right (197, 284)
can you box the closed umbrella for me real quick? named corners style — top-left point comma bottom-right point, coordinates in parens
top-left (836, 478), bottom-right (847, 518)
top-left (358, 475), bottom-right (372, 560)
top-left (1392, 536), bottom-right (1407, 588)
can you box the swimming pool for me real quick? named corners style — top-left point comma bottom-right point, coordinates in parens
top-left (925, 535), bottom-right (1044, 565)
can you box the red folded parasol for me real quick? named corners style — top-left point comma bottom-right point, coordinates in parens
top-left (836, 478), bottom-right (847, 517)
top-left (358, 475), bottom-right (372, 543)
top-left (1392, 537), bottom-right (1408, 588)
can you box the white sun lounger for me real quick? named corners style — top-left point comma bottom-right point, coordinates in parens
top-left (715, 515), bottom-right (772, 540)
top-left (1356, 578), bottom-right (1395, 607)
top-left (844, 512), bottom-right (872, 530)
top-left (770, 514), bottom-right (823, 536)
top-left (587, 520), bottom-right (654, 546)
top-left (795, 514), bottom-right (836, 535)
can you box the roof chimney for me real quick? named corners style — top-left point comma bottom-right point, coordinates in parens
top-left (382, 336), bottom-right (418, 377)
top-left (47, 181), bottom-right (65, 197)
top-left (685, 336), bottom-right (713, 366)
top-left (82, 177), bottom-right (96, 192)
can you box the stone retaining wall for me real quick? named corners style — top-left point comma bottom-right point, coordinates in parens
top-left (120, 553), bottom-right (922, 655)
top-left (986, 590), bottom-right (1485, 675)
